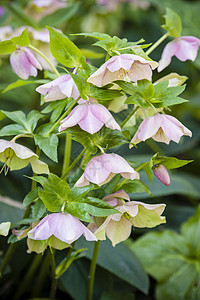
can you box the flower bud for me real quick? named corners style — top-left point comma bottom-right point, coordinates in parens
top-left (153, 164), bottom-right (170, 186)
top-left (10, 47), bottom-right (42, 80)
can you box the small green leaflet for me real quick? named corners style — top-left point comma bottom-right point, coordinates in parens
top-left (162, 8), bottom-right (182, 38)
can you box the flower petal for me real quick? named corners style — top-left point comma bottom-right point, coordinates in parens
top-left (59, 105), bottom-right (88, 132)
top-left (158, 40), bottom-right (178, 72)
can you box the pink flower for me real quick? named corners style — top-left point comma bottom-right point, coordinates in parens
top-left (87, 54), bottom-right (158, 87)
top-left (158, 36), bottom-right (200, 72)
top-left (75, 153), bottom-right (139, 187)
top-left (36, 74), bottom-right (80, 102)
top-left (10, 47), bottom-right (42, 80)
top-left (58, 99), bottom-right (121, 134)
top-left (28, 213), bottom-right (97, 244)
top-left (153, 164), bottom-right (170, 186)
top-left (130, 113), bottom-right (192, 146)
top-left (89, 193), bottom-right (166, 246)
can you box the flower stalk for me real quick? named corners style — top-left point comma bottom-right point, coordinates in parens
top-left (146, 32), bottom-right (169, 55)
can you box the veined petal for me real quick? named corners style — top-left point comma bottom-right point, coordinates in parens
top-left (101, 153), bottom-right (136, 174)
top-left (58, 105), bottom-right (88, 132)
top-left (74, 174), bottom-right (90, 187)
top-left (84, 156), bottom-right (110, 185)
top-left (175, 36), bottom-right (200, 62)
top-left (137, 114), bottom-right (162, 141)
top-left (129, 62), bottom-right (152, 82)
top-left (158, 40), bottom-right (179, 72)
top-left (78, 109), bottom-right (104, 134)
top-left (90, 103), bottom-right (121, 131)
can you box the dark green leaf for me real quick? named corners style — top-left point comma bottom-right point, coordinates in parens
top-left (1, 110), bottom-right (27, 129)
top-left (152, 155), bottom-right (193, 170)
top-left (88, 85), bottom-right (123, 100)
top-left (26, 110), bottom-right (45, 132)
top-left (121, 179), bottom-right (152, 196)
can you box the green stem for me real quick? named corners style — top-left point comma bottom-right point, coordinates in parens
top-left (49, 250), bottom-right (57, 300)
top-left (11, 133), bottom-right (33, 142)
top-left (31, 251), bottom-right (50, 297)
top-left (0, 243), bottom-right (17, 277)
top-left (87, 241), bottom-right (101, 300)
top-left (56, 242), bottom-right (75, 278)
top-left (45, 97), bottom-right (80, 137)
top-left (115, 178), bottom-right (128, 191)
top-left (61, 133), bottom-right (72, 178)
top-left (146, 32), bottom-right (169, 55)
top-left (27, 44), bottom-right (60, 77)
top-left (121, 106), bottom-right (140, 129)
top-left (13, 254), bottom-right (42, 300)
top-left (61, 148), bottom-right (86, 180)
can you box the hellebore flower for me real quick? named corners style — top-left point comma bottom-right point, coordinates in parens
top-left (10, 47), bottom-right (42, 80)
top-left (36, 74), bottom-right (80, 102)
top-left (89, 194), bottom-right (166, 246)
top-left (75, 153), bottom-right (139, 187)
top-left (0, 139), bottom-right (49, 174)
top-left (87, 54), bottom-right (158, 87)
top-left (153, 164), bottom-right (170, 186)
top-left (59, 98), bottom-right (121, 134)
top-left (158, 36), bottom-right (200, 72)
top-left (129, 113), bottom-right (192, 146)
top-left (28, 213), bottom-right (97, 244)
top-left (0, 222), bottom-right (11, 236)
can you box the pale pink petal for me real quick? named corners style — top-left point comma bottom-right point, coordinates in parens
top-left (84, 156), bottom-right (110, 185)
top-left (103, 190), bottom-right (130, 202)
top-left (78, 109), bottom-right (104, 134)
top-left (87, 63), bottom-right (108, 87)
top-left (24, 48), bottom-right (42, 70)
top-left (28, 215), bottom-right (51, 240)
top-left (158, 40), bottom-right (179, 72)
top-left (101, 153), bottom-right (136, 175)
top-left (36, 75), bottom-right (71, 96)
top-left (82, 225), bottom-right (98, 241)
top-left (44, 86), bottom-right (67, 102)
top-left (10, 50), bottom-right (32, 80)
top-left (106, 55), bottom-right (134, 72)
top-left (175, 36), bottom-right (200, 62)
top-left (90, 103), bottom-right (121, 131)
top-left (58, 105), bottom-right (88, 132)
top-left (121, 171), bottom-right (140, 180)
top-left (135, 114), bottom-right (162, 142)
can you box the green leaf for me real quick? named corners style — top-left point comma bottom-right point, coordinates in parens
top-left (96, 127), bottom-right (128, 149)
top-left (137, 79), bottom-right (155, 101)
top-left (128, 207), bottom-right (200, 299)
top-left (38, 173), bottom-right (72, 212)
top-left (34, 134), bottom-right (59, 162)
top-left (162, 8), bottom-right (182, 38)
top-left (121, 179), bottom-right (152, 196)
top-left (22, 188), bottom-right (39, 208)
top-left (2, 79), bottom-right (48, 94)
top-left (70, 73), bottom-right (90, 100)
top-left (42, 99), bottom-right (68, 123)
top-left (31, 199), bottom-right (46, 222)
top-left (71, 185), bottom-right (97, 198)
top-left (0, 124), bottom-right (28, 136)
top-left (47, 26), bottom-right (83, 68)
top-left (75, 238), bottom-right (149, 293)
top-left (11, 27), bottom-right (30, 47)
top-left (1, 110), bottom-right (27, 129)
top-left (64, 197), bottom-right (119, 222)
top-left (88, 85), bottom-right (123, 100)
top-left (39, 3), bottom-right (79, 27)
top-left (26, 110), bottom-right (45, 132)
top-left (0, 40), bottom-right (16, 55)
top-left (152, 155), bottom-right (193, 170)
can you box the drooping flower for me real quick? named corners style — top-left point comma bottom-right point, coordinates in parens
top-left (87, 54), bottom-right (158, 87)
top-left (153, 164), bottom-right (170, 186)
top-left (0, 222), bottom-right (11, 236)
top-left (75, 153), bottom-right (139, 187)
top-left (10, 47), bottom-right (42, 80)
top-left (129, 113), bottom-right (192, 146)
top-left (13, 221), bottom-right (70, 254)
top-left (0, 139), bottom-right (49, 174)
top-left (89, 192), bottom-right (166, 246)
top-left (59, 98), bottom-right (121, 134)
top-left (28, 213), bottom-right (97, 244)
top-left (36, 74), bottom-right (80, 102)
top-left (154, 72), bottom-right (188, 87)
top-left (158, 36), bottom-right (200, 72)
